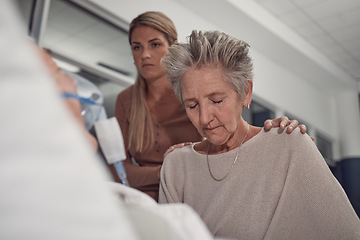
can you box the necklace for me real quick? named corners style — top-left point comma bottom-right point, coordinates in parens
top-left (206, 123), bottom-right (250, 181)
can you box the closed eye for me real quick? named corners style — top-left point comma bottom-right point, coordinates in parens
top-left (213, 100), bottom-right (223, 104)
top-left (188, 103), bottom-right (198, 109)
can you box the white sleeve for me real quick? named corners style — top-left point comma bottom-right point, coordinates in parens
top-left (108, 182), bottom-right (214, 240)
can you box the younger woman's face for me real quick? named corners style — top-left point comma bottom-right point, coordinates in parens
top-left (130, 25), bottom-right (170, 82)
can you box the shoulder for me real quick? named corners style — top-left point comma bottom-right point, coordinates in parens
top-left (264, 127), bottom-right (323, 165)
top-left (115, 85), bottom-right (133, 110)
top-left (264, 127), bottom-right (307, 142)
top-left (163, 145), bottom-right (195, 168)
top-left (114, 86), bottom-right (135, 122)
top-left (116, 85), bottom-right (133, 102)
top-left (161, 144), bottom-right (202, 184)
top-left (260, 127), bottom-right (317, 155)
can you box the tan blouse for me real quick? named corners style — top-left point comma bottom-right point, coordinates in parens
top-left (112, 86), bottom-right (202, 201)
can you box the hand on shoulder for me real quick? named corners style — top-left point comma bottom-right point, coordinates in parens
top-left (164, 142), bottom-right (193, 158)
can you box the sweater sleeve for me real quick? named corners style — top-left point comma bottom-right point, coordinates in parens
top-left (112, 92), bottom-right (161, 188)
top-left (159, 152), bottom-right (185, 204)
top-left (264, 130), bottom-right (360, 240)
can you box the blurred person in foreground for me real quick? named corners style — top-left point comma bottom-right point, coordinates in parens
top-left (159, 30), bottom-right (360, 239)
top-left (0, 1), bottom-right (214, 239)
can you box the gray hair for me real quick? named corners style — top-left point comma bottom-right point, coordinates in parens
top-left (162, 30), bottom-right (253, 104)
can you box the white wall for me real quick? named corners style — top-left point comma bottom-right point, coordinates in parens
top-left (251, 49), bottom-right (337, 134)
top-left (90, 0), bottom-right (360, 160)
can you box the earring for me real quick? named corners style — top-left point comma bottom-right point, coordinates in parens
top-left (247, 104), bottom-right (250, 110)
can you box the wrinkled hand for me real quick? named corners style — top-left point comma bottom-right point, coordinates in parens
top-left (264, 116), bottom-right (307, 134)
top-left (164, 142), bottom-right (193, 157)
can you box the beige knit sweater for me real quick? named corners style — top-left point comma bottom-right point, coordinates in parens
top-left (159, 128), bottom-right (360, 240)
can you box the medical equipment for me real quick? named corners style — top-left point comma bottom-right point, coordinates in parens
top-left (94, 117), bottom-right (129, 186)
top-left (62, 69), bottom-right (107, 130)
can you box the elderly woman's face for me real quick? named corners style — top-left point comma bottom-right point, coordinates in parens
top-left (181, 66), bottom-right (245, 147)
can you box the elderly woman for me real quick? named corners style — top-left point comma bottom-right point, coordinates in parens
top-left (159, 30), bottom-right (360, 239)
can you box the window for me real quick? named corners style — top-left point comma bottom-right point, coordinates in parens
top-left (42, 0), bottom-right (136, 79)
top-left (243, 101), bottom-right (275, 127)
top-left (316, 132), bottom-right (334, 166)
top-left (14, 0), bottom-right (135, 117)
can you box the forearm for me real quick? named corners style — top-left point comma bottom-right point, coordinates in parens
top-left (110, 160), bottom-right (161, 188)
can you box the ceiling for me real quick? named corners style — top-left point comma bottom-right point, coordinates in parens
top-left (89, 0), bottom-right (360, 91)
top-left (15, 0), bottom-right (360, 89)
top-left (253, 0), bottom-right (360, 83)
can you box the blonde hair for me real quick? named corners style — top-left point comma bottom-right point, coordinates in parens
top-left (128, 11), bottom-right (177, 152)
top-left (162, 30), bottom-right (253, 104)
